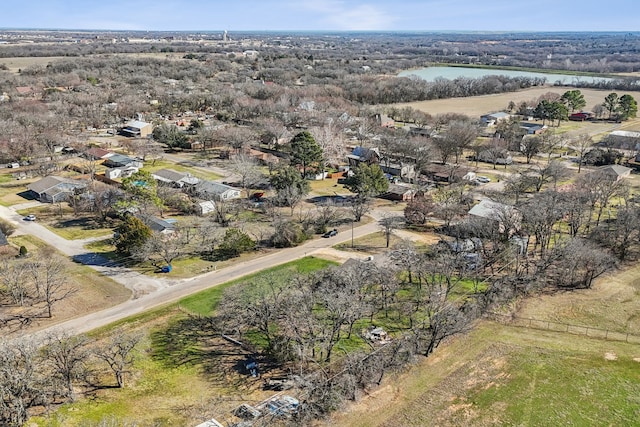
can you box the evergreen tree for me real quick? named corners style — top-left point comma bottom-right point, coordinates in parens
top-left (290, 131), bottom-right (323, 177)
top-left (618, 94), bottom-right (638, 120)
top-left (345, 163), bottom-right (389, 197)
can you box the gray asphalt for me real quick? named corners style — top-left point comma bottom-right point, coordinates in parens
top-left (0, 200), bottom-right (381, 337)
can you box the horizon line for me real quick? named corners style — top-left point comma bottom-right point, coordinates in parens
top-left (1, 28), bottom-right (639, 35)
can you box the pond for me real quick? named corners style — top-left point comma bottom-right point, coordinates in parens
top-left (398, 66), bottom-right (612, 85)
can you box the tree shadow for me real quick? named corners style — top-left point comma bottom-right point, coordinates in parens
top-left (150, 315), bottom-right (281, 390)
top-left (55, 217), bottom-right (105, 230)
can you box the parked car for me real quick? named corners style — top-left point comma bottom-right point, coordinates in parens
top-left (24, 214), bottom-right (36, 221)
top-left (476, 176), bottom-right (491, 183)
top-left (323, 229), bottom-right (338, 238)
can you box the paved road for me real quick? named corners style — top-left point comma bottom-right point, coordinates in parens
top-left (20, 217), bottom-right (380, 337)
top-left (0, 203), bottom-right (175, 295)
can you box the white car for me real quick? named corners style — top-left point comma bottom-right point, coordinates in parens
top-left (476, 176), bottom-right (491, 183)
top-left (24, 214), bottom-right (36, 221)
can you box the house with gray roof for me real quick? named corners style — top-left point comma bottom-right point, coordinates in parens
top-left (103, 154), bottom-right (142, 169)
top-left (121, 120), bottom-right (153, 138)
top-left (27, 176), bottom-right (88, 203)
top-left (194, 181), bottom-right (241, 201)
top-left (597, 164), bottom-right (632, 181)
top-left (469, 199), bottom-right (521, 236)
top-left (152, 169), bottom-right (199, 188)
top-left (103, 154), bottom-right (143, 180)
top-left (469, 199), bottom-right (514, 221)
top-left (481, 112), bottom-right (511, 126)
top-left (139, 215), bottom-right (175, 234)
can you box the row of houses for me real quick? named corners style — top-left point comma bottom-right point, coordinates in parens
top-left (27, 167), bottom-right (242, 210)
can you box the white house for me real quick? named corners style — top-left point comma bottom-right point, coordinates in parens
top-left (481, 112), bottom-right (511, 126)
top-left (195, 201), bottom-right (216, 216)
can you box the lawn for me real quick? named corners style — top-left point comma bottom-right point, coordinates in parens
top-left (334, 231), bottom-right (405, 253)
top-left (459, 345), bottom-right (640, 426)
top-left (0, 174), bottom-right (34, 206)
top-left (309, 177), bottom-right (353, 196)
top-left (179, 255), bottom-right (337, 315)
top-left (30, 257), bottom-right (338, 427)
top-left (46, 219), bottom-right (114, 240)
top-left (142, 159), bottom-right (222, 181)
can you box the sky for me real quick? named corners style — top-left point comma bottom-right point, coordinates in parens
top-left (1, 0), bottom-right (639, 32)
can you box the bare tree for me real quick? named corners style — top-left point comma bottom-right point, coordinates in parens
top-left (0, 260), bottom-right (30, 307)
top-left (135, 231), bottom-right (190, 267)
top-left (592, 204), bottom-right (640, 260)
top-left (0, 337), bottom-right (58, 427)
top-left (313, 201), bottom-right (343, 234)
top-left (520, 135), bottom-right (544, 163)
top-left (503, 173), bottom-right (536, 204)
top-left (527, 160), bottom-right (570, 192)
top-left (544, 238), bottom-right (615, 289)
top-left (572, 133), bottom-right (594, 173)
top-left (379, 215), bottom-right (403, 248)
top-left (28, 253), bottom-right (75, 318)
top-left (437, 121), bottom-right (472, 165)
top-left (522, 191), bottom-right (564, 256)
top-left (94, 331), bottom-right (143, 388)
top-left (350, 195), bottom-right (372, 223)
top-left (256, 116), bottom-right (291, 150)
top-left (482, 137), bottom-right (510, 170)
top-left (42, 331), bottom-right (90, 401)
top-left (229, 153), bottom-right (264, 198)
top-left (310, 119), bottom-right (345, 177)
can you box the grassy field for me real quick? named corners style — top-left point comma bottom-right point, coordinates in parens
top-left (142, 159), bottom-right (222, 181)
top-left (29, 257), bottom-right (337, 427)
top-left (0, 56), bottom-right (68, 73)
top-left (395, 86), bottom-right (640, 126)
top-left (323, 256), bottom-right (640, 427)
top-left (326, 321), bottom-right (640, 427)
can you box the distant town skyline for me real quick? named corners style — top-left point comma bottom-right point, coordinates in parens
top-left (1, 0), bottom-right (638, 32)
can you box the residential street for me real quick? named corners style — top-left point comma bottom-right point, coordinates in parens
top-left (0, 200), bottom-right (381, 337)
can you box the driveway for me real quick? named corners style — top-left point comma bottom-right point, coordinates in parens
top-left (0, 203), bottom-right (183, 296)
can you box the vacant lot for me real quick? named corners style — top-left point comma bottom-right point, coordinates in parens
top-left (0, 56), bottom-right (68, 73)
top-left (325, 261), bottom-right (640, 427)
top-left (327, 321), bottom-right (640, 427)
top-left (517, 262), bottom-right (640, 334)
top-left (396, 87), bottom-right (640, 120)
top-left (3, 235), bottom-right (130, 337)
top-left (29, 257), bottom-right (337, 427)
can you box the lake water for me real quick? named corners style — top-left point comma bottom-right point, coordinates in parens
top-left (398, 66), bottom-right (612, 84)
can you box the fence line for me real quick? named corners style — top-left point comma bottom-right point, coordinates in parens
top-left (485, 312), bottom-right (640, 344)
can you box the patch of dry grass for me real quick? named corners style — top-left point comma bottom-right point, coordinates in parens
top-left (395, 87), bottom-right (640, 119)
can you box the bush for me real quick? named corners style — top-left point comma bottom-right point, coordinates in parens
top-left (216, 228), bottom-right (255, 259)
top-left (0, 218), bottom-right (16, 237)
top-left (272, 220), bottom-right (309, 248)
